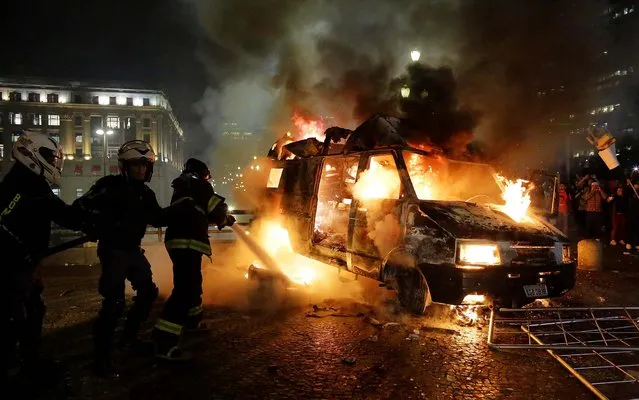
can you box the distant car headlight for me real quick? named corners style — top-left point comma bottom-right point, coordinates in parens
top-left (458, 243), bottom-right (501, 266)
top-left (561, 244), bottom-right (572, 264)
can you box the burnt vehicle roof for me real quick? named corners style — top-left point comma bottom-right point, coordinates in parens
top-left (418, 201), bottom-right (563, 244)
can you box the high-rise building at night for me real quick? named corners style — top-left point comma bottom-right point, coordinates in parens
top-left (0, 78), bottom-right (185, 205)
top-left (568, 1), bottom-right (639, 170)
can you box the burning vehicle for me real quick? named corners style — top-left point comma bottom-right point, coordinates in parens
top-left (253, 115), bottom-right (575, 313)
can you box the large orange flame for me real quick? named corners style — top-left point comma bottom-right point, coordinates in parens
top-left (495, 174), bottom-right (532, 223)
top-left (406, 153), bottom-right (437, 199)
top-left (292, 111), bottom-right (325, 141)
top-left (352, 157), bottom-right (401, 200)
top-left (253, 221), bottom-right (319, 286)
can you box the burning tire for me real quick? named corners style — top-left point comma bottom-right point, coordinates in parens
top-left (384, 265), bottom-right (431, 315)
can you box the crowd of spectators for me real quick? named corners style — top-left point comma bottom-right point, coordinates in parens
top-left (557, 173), bottom-right (639, 250)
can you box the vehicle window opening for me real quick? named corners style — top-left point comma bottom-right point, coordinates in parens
top-left (266, 167), bottom-right (284, 188)
top-left (313, 156), bottom-right (359, 251)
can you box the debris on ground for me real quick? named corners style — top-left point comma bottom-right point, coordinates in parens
top-left (382, 322), bottom-right (401, 329)
top-left (312, 304), bottom-right (338, 312)
top-left (367, 317), bottom-right (384, 327)
top-left (341, 357), bottom-right (357, 366)
top-left (368, 335), bottom-right (379, 342)
top-left (406, 329), bottom-right (420, 341)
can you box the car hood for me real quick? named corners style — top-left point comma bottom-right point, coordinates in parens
top-left (417, 201), bottom-right (564, 244)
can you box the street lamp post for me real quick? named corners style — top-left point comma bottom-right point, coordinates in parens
top-left (96, 128), bottom-right (114, 176)
top-left (410, 50), bottom-right (421, 63)
top-left (400, 85), bottom-right (411, 98)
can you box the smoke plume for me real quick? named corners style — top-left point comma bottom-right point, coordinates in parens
top-left (183, 0), bottom-right (608, 171)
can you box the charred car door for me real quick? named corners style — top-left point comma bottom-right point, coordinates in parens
top-left (311, 155), bottom-right (360, 267)
top-left (350, 151), bottom-right (405, 278)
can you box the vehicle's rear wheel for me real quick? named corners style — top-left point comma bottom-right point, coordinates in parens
top-left (385, 265), bottom-right (431, 315)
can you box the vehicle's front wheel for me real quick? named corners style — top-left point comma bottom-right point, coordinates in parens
top-left (385, 265), bottom-right (431, 315)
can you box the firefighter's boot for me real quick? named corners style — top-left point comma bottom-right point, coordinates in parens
top-left (153, 320), bottom-right (191, 361)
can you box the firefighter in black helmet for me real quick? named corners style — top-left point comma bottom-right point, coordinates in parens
top-left (74, 140), bottom-right (187, 376)
top-left (153, 158), bottom-right (235, 360)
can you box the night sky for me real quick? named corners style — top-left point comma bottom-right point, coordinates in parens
top-left (0, 0), bottom-right (211, 156)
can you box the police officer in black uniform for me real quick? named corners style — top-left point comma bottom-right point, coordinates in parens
top-left (153, 158), bottom-right (235, 360)
top-left (0, 131), bottom-right (85, 385)
top-left (74, 140), bottom-right (183, 376)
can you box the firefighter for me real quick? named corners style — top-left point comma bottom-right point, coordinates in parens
top-left (74, 140), bottom-right (185, 376)
top-left (153, 158), bottom-right (235, 360)
top-left (0, 131), bottom-right (85, 385)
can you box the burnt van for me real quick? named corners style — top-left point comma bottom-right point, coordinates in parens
top-left (257, 117), bottom-right (575, 313)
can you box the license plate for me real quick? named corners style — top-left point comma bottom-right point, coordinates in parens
top-left (524, 284), bottom-right (548, 298)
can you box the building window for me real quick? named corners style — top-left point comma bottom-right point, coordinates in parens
top-left (47, 93), bottom-right (59, 103)
top-left (143, 134), bottom-right (151, 143)
top-left (75, 148), bottom-right (82, 158)
top-left (48, 114), bottom-right (60, 126)
top-left (76, 188), bottom-right (84, 198)
top-left (126, 97), bottom-right (133, 106)
top-left (92, 96), bottom-right (99, 104)
top-left (143, 98), bottom-right (150, 106)
top-left (10, 112), bottom-right (22, 125)
top-left (73, 94), bottom-right (82, 103)
top-left (75, 133), bottom-right (83, 143)
top-left (28, 92), bottom-right (40, 102)
top-left (9, 92), bottom-right (22, 101)
top-left (74, 116), bottom-right (82, 126)
top-left (106, 116), bottom-right (120, 129)
top-left (52, 188), bottom-right (60, 197)
top-left (109, 96), bottom-right (116, 105)
top-left (0, 144), bottom-right (3, 159)
top-left (143, 118), bottom-right (151, 128)
top-left (31, 114), bottom-right (42, 126)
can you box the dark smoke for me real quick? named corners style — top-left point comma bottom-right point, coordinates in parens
top-left (184, 0), bottom-right (607, 172)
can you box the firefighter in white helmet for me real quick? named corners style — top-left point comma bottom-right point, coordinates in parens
top-left (73, 140), bottom-right (191, 377)
top-left (0, 131), bottom-right (85, 387)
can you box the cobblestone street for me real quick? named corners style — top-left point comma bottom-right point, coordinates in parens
top-left (24, 240), bottom-right (639, 399)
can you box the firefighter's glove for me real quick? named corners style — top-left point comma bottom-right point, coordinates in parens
top-left (217, 214), bottom-right (236, 231)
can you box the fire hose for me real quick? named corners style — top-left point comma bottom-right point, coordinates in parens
top-left (230, 224), bottom-right (283, 274)
top-left (40, 236), bottom-right (91, 259)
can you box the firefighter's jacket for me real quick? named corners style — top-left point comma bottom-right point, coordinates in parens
top-left (0, 163), bottom-right (82, 266)
top-left (164, 173), bottom-right (228, 256)
top-left (73, 174), bottom-right (172, 250)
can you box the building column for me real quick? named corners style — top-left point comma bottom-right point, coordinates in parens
top-left (61, 114), bottom-right (73, 157)
top-left (82, 117), bottom-right (91, 158)
top-left (151, 119), bottom-right (158, 158)
top-left (135, 118), bottom-right (143, 141)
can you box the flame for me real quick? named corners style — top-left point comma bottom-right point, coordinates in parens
top-left (462, 294), bottom-right (487, 305)
top-left (257, 221), bottom-right (319, 286)
top-left (406, 153), bottom-right (437, 199)
top-left (292, 111), bottom-right (325, 141)
top-left (352, 157), bottom-right (401, 200)
top-left (453, 305), bottom-right (480, 325)
top-left (496, 174), bottom-right (532, 223)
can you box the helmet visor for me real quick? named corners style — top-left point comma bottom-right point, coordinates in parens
top-left (39, 148), bottom-right (63, 172)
